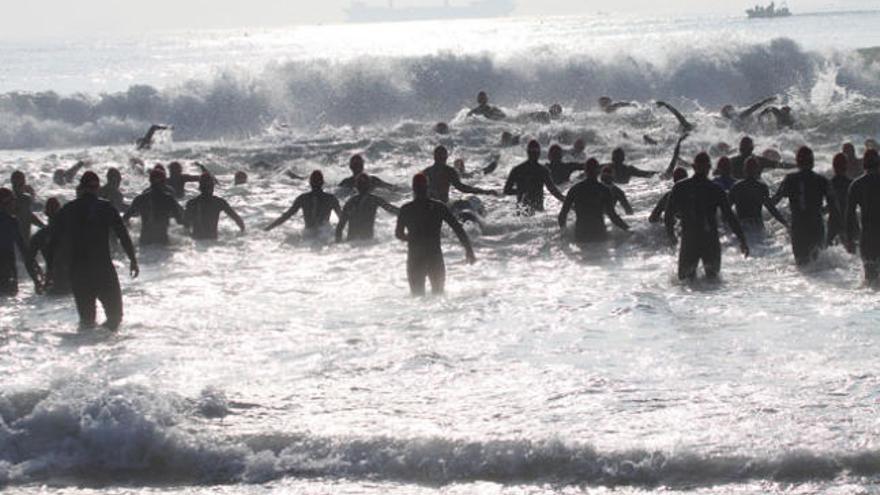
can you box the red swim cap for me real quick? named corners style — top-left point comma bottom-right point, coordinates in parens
top-left (672, 167), bottom-right (688, 182)
top-left (412, 173), bottom-right (428, 192)
top-left (832, 153), bottom-right (847, 175)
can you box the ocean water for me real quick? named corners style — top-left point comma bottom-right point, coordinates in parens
top-left (2, 10), bottom-right (880, 495)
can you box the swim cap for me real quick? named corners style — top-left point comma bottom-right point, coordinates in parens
top-left (309, 170), bottom-right (324, 188)
top-left (832, 153), bottom-right (847, 175)
top-left (44, 197), bottom-right (61, 217)
top-left (612, 148), bottom-right (625, 162)
top-left (107, 167), bottom-right (121, 181)
top-left (434, 146), bottom-right (448, 161)
top-left (199, 173), bottom-right (213, 189)
top-left (548, 144), bottom-right (563, 158)
top-left (694, 152), bottom-right (711, 175)
top-left (672, 167), bottom-right (688, 182)
top-left (0, 187), bottom-right (13, 204)
top-left (865, 149), bottom-right (880, 170)
top-left (149, 167), bottom-right (166, 184)
top-left (10, 171), bottom-right (24, 185)
top-left (234, 171), bottom-right (248, 185)
top-left (527, 140), bottom-right (541, 152)
top-left (585, 158), bottom-right (601, 177)
top-left (80, 171), bottom-right (100, 188)
top-left (745, 157), bottom-right (761, 178)
top-left (716, 156), bottom-right (731, 175)
top-left (434, 122), bottom-right (450, 134)
top-left (169, 161), bottom-right (183, 173)
top-left (796, 146), bottom-right (814, 168)
top-left (349, 154), bottom-right (364, 171)
top-left (412, 173), bottom-right (428, 193)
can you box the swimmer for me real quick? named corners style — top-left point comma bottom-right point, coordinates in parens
top-left (336, 173), bottom-right (400, 242)
top-left (123, 168), bottom-right (185, 246)
top-left (728, 158), bottom-right (789, 231)
top-left (184, 174), bottom-right (246, 240)
top-left (27, 198), bottom-right (66, 294)
top-left (599, 96), bottom-right (636, 114)
top-left (0, 188), bottom-right (40, 296)
top-left (827, 153), bottom-right (853, 245)
top-left (759, 105), bottom-right (795, 129)
top-left (339, 154), bottom-right (394, 191)
top-left (558, 159), bottom-right (630, 243)
top-left (46, 172), bottom-right (139, 330)
top-left (168, 161), bottom-right (203, 199)
top-left (845, 149), bottom-right (880, 284)
top-left (604, 148), bottom-right (658, 184)
top-left (649, 167), bottom-right (689, 224)
top-left (395, 173), bottom-right (475, 296)
top-left (713, 157), bottom-right (735, 192)
top-left (136, 124), bottom-right (170, 150)
top-left (10, 171), bottom-right (44, 244)
top-left (422, 146), bottom-right (497, 203)
top-left (434, 122), bottom-right (450, 135)
top-left (655, 101), bottom-right (696, 132)
top-left (98, 168), bottom-right (127, 212)
top-left (52, 160), bottom-right (88, 186)
top-left (503, 140), bottom-right (566, 215)
top-left (265, 170), bottom-right (342, 232)
top-left (720, 96), bottom-right (777, 126)
top-left (729, 136), bottom-right (795, 179)
top-left (234, 171), bottom-right (249, 185)
top-left (467, 91), bottom-right (506, 121)
top-left (600, 166), bottom-right (634, 215)
top-left (842, 143), bottom-right (864, 179)
top-left (665, 152), bottom-right (749, 280)
top-left (545, 144), bottom-right (584, 185)
top-left (771, 146), bottom-right (840, 266)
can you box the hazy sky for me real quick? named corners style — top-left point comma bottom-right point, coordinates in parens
top-left (1, 0), bottom-right (863, 38)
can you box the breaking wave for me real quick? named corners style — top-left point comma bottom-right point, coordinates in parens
top-left (0, 37), bottom-right (879, 150)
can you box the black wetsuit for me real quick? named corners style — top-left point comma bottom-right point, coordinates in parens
top-left (13, 191), bottom-right (43, 245)
top-left (336, 193), bottom-right (398, 241)
top-left (395, 198), bottom-right (471, 295)
top-left (665, 176), bottom-right (746, 280)
top-left (28, 222), bottom-right (70, 294)
top-left (339, 175), bottom-right (392, 191)
top-left (846, 172), bottom-right (880, 282)
top-left (422, 163), bottom-right (492, 204)
top-left (185, 195), bottom-right (243, 240)
top-left (168, 173), bottom-right (200, 199)
top-left (99, 185), bottom-right (127, 213)
top-left (607, 162), bottom-right (656, 185)
top-left (278, 190), bottom-right (341, 230)
top-left (0, 211), bottom-right (35, 295)
top-left (729, 154), bottom-right (792, 180)
top-left (559, 178), bottom-right (629, 243)
top-left (649, 191), bottom-right (673, 224)
top-left (468, 104), bottom-right (505, 120)
top-left (504, 160), bottom-right (563, 214)
top-left (728, 178), bottom-right (787, 230)
top-left (602, 179), bottom-right (634, 215)
top-left (48, 194), bottom-right (135, 328)
top-left (828, 175), bottom-right (853, 245)
top-left (713, 175), bottom-right (735, 192)
top-left (772, 170), bottom-right (839, 265)
top-left (546, 161), bottom-right (583, 185)
top-left (125, 187), bottom-right (185, 246)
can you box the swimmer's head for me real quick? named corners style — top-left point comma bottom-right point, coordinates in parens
top-left (548, 144), bottom-right (563, 162)
top-left (149, 167), bottom-right (166, 187)
top-left (781, 106), bottom-right (792, 114)
top-left (745, 157), bottom-right (762, 178)
top-left (0, 188), bottom-right (14, 213)
top-left (693, 152), bottom-right (711, 176)
top-left (796, 146), bottom-right (814, 171)
top-left (168, 161), bottom-right (183, 175)
top-left (598, 96), bottom-right (612, 109)
top-left (866, 139), bottom-right (878, 151)
top-left (672, 167), bottom-right (688, 182)
top-left (611, 147), bottom-right (625, 164)
top-left (434, 145), bottom-right (449, 163)
top-left (79, 171), bottom-right (101, 194)
top-left (44, 197), bottom-right (61, 218)
top-left (453, 158), bottom-right (466, 175)
top-left (106, 167), bottom-right (121, 187)
top-left (501, 131), bottom-right (514, 146)
top-left (832, 153), bottom-right (848, 176)
top-left (573, 138), bottom-right (586, 154)
top-left (585, 158), bottom-right (601, 179)
top-left (739, 136), bottom-right (755, 156)
top-left (434, 122), bottom-right (450, 135)
top-left (412, 173), bottom-right (429, 198)
top-left (526, 140), bottom-right (541, 161)
top-left (842, 142), bottom-right (856, 159)
top-left (477, 91), bottom-right (489, 106)
top-left (600, 165), bottom-right (613, 183)
top-left (153, 164), bottom-right (166, 175)
top-left (349, 154), bottom-right (365, 175)
top-left (865, 149), bottom-right (880, 171)
top-left (198, 173), bottom-right (214, 195)
top-left (309, 170), bottom-right (324, 190)
top-left (549, 104), bottom-right (563, 117)
top-left (721, 105), bottom-right (736, 119)
top-left (355, 173), bottom-right (371, 194)
top-left (715, 156), bottom-right (732, 177)
top-left (10, 171), bottom-right (25, 189)
top-left (53, 169), bottom-right (66, 186)
top-left (234, 171), bottom-right (248, 185)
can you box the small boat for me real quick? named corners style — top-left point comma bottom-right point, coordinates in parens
top-left (746, 1), bottom-right (792, 18)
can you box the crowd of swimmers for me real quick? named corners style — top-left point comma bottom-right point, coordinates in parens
top-left (2, 90), bottom-right (879, 331)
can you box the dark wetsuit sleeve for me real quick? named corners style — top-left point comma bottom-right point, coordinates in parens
top-left (395, 207), bottom-right (409, 242)
top-left (440, 204), bottom-right (473, 253)
top-left (664, 187), bottom-right (680, 238)
top-left (649, 193), bottom-right (668, 224)
top-left (739, 97), bottom-right (775, 119)
top-left (335, 199), bottom-right (352, 241)
top-left (604, 192), bottom-right (630, 231)
top-left (658, 102), bottom-right (694, 131)
top-left (123, 196), bottom-right (141, 221)
top-left (616, 188), bottom-right (634, 215)
top-left (220, 199), bottom-right (246, 232)
top-left (558, 188), bottom-right (574, 229)
top-left (719, 191), bottom-right (747, 245)
top-left (503, 167), bottom-right (519, 196)
top-left (543, 168), bottom-right (566, 202)
top-left (761, 183), bottom-right (789, 227)
top-left (110, 207), bottom-right (137, 264)
top-left (846, 181), bottom-right (860, 243)
top-left (373, 177), bottom-right (395, 190)
top-left (771, 177), bottom-right (789, 206)
top-left (451, 168), bottom-right (494, 196)
top-left (375, 196), bottom-right (400, 215)
top-left (664, 136), bottom-right (686, 177)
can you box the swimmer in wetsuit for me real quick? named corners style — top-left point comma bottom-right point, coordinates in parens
top-left (546, 144), bottom-right (584, 185)
top-left (713, 157), bottom-right (736, 192)
top-left (422, 146), bottom-right (497, 204)
top-left (98, 168), bottom-right (127, 213)
top-left (600, 166), bottom-right (634, 215)
top-left (27, 198), bottom-right (67, 295)
top-left (664, 152), bottom-right (749, 280)
top-left (0, 188), bottom-right (41, 296)
top-left (649, 167), bottom-right (689, 224)
top-left (729, 136), bottom-right (795, 179)
top-left (136, 124), bottom-right (170, 150)
top-left (599, 96), bottom-right (636, 114)
top-left (720, 96), bottom-right (777, 127)
top-left (47, 172), bottom-right (139, 330)
top-left (771, 146), bottom-right (841, 266)
top-left (10, 171), bottom-right (44, 245)
top-left (504, 140), bottom-right (566, 215)
top-left (265, 170), bottom-right (342, 233)
top-left (123, 168), bottom-right (185, 246)
top-left (559, 159), bottom-right (630, 243)
top-left (728, 158), bottom-right (789, 232)
top-left (655, 101), bottom-right (696, 132)
top-left (52, 160), bottom-right (88, 186)
top-left (604, 148), bottom-right (658, 184)
top-left (395, 173), bottom-right (475, 296)
top-left (184, 174), bottom-right (246, 240)
top-left (845, 149), bottom-right (880, 284)
top-left (759, 105), bottom-right (795, 129)
top-left (827, 153), bottom-right (853, 246)
top-left (842, 143), bottom-right (864, 179)
top-left (167, 162), bottom-right (204, 199)
top-left (336, 173), bottom-right (400, 242)
top-left (338, 154), bottom-right (394, 191)
top-left (467, 91), bottom-right (506, 121)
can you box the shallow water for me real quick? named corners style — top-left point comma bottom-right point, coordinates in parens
top-left (2, 9), bottom-right (880, 495)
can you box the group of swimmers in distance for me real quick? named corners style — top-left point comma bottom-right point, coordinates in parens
top-left (1, 89), bottom-right (879, 330)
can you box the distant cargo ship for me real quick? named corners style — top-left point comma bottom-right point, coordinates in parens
top-left (346, 0), bottom-right (516, 23)
top-left (746, 2), bottom-right (793, 18)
